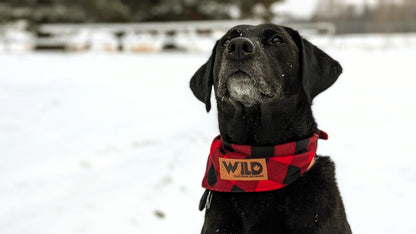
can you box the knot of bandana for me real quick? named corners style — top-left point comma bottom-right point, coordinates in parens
top-left (202, 131), bottom-right (328, 192)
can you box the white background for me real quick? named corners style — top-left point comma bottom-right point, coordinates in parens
top-left (1, 34), bottom-right (416, 233)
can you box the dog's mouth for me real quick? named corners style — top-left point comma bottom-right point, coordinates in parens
top-left (219, 71), bottom-right (275, 106)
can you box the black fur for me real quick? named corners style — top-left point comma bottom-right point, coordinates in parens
top-left (190, 24), bottom-right (351, 234)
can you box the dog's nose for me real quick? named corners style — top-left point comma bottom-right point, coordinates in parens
top-left (227, 37), bottom-right (255, 61)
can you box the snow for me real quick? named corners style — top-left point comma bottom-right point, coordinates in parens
top-left (1, 28), bottom-right (34, 52)
top-left (89, 31), bottom-right (119, 52)
top-left (1, 34), bottom-right (416, 234)
top-left (122, 33), bottom-right (164, 52)
top-left (272, 0), bottom-right (319, 19)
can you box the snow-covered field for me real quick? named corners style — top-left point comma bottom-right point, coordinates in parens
top-left (1, 34), bottom-right (415, 234)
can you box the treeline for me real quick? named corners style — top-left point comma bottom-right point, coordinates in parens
top-left (312, 0), bottom-right (416, 22)
top-left (0, 0), bottom-right (281, 23)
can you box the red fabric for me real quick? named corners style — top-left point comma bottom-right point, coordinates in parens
top-left (202, 131), bottom-right (327, 192)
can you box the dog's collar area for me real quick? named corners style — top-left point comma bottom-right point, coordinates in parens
top-left (202, 131), bottom-right (327, 193)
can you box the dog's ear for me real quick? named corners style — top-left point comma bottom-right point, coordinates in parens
top-left (285, 27), bottom-right (342, 102)
top-left (190, 42), bottom-right (218, 112)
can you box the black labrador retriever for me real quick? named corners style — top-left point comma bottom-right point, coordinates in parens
top-left (190, 24), bottom-right (351, 234)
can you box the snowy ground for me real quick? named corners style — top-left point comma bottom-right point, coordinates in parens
top-left (1, 34), bottom-right (416, 234)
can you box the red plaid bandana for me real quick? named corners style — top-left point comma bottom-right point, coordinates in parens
top-left (202, 131), bottom-right (328, 192)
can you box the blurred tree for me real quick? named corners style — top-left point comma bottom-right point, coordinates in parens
top-left (120, 0), bottom-right (160, 21)
top-left (231, 0), bottom-right (278, 21)
top-left (0, 0), bottom-right (284, 23)
top-left (144, 0), bottom-right (233, 21)
top-left (403, 0), bottom-right (416, 21)
top-left (77, 0), bottom-right (130, 22)
top-left (313, 0), bottom-right (416, 23)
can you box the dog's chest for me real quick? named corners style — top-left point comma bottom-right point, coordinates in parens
top-left (203, 157), bottom-right (337, 233)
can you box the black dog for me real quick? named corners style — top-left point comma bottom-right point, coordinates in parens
top-left (190, 24), bottom-right (351, 234)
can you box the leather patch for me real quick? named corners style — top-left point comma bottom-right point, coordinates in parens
top-left (219, 158), bottom-right (268, 181)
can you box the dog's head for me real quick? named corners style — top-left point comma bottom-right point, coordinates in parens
top-left (190, 24), bottom-right (342, 112)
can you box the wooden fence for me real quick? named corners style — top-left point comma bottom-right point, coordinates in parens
top-left (1, 20), bottom-right (336, 52)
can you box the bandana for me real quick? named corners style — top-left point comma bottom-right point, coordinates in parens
top-left (202, 131), bottom-right (328, 192)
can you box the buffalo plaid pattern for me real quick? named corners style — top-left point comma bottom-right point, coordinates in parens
top-left (202, 131), bottom-right (328, 192)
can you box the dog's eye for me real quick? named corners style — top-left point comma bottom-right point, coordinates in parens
top-left (269, 35), bottom-right (284, 45)
top-left (222, 39), bottom-right (231, 47)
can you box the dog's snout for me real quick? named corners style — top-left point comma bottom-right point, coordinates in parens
top-left (227, 38), bottom-right (255, 61)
